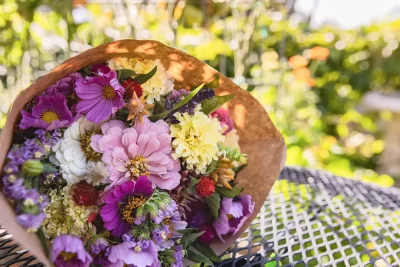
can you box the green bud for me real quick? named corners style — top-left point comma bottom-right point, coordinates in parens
top-left (22, 160), bottom-right (44, 176)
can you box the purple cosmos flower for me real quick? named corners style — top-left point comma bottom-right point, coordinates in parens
top-left (100, 176), bottom-right (154, 237)
top-left (213, 195), bottom-right (255, 242)
top-left (90, 238), bottom-right (113, 267)
top-left (172, 245), bottom-right (184, 267)
top-left (75, 70), bottom-right (125, 123)
top-left (108, 239), bottom-right (159, 267)
top-left (211, 107), bottom-right (234, 134)
top-left (91, 117), bottom-right (181, 190)
top-left (20, 91), bottom-right (75, 130)
top-left (47, 72), bottom-right (83, 96)
top-left (16, 213), bottom-right (45, 231)
top-left (51, 235), bottom-right (92, 267)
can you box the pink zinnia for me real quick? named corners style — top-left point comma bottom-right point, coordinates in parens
top-left (91, 117), bottom-right (181, 190)
top-left (75, 70), bottom-right (125, 123)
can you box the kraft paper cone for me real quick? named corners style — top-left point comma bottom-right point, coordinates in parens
top-left (0, 40), bottom-right (286, 265)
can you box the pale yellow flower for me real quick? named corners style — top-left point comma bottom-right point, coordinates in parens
top-left (109, 57), bottom-right (174, 104)
top-left (170, 108), bottom-right (224, 174)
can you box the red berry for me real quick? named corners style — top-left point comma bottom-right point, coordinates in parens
top-left (199, 225), bottom-right (216, 244)
top-left (72, 181), bottom-right (98, 207)
top-left (121, 78), bottom-right (143, 99)
top-left (196, 177), bottom-right (216, 197)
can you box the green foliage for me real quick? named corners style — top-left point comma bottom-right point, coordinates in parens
top-left (205, 193), bottom-right (220, 218)
top-left (216, 187), bottom-right (243, 198)
top-left (136, 190), bottom-right (171, 218)
top-left (201, 94), bottom-right (235, 115)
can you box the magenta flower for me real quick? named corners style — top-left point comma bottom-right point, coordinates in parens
top-left (213, 195), bottom-right (255, 242)
top-left (47, 72), bottom-right (83, 96)
top-left (91, 117), bottom-right (181, 190)
top-left (51, 235), bottom-right (92, 267)
top-left (211, 107), bottom-right (234, 134)
top-left (20, 92), bottom-right (74, 130)
top-left (75, 70), bottom-right (125, 123)
top-left (100, 177), bottom-right (154, 237)
top-left (108, 239), bottom-right (159, 267)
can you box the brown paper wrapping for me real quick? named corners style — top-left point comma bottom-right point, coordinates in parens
top-left (0, 40), bottom-right (285, 265)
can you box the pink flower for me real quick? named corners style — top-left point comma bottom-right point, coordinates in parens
top-left (91, 117), bottom-right (181, 190)
top-left (211, 108), bottom-right (234, 134)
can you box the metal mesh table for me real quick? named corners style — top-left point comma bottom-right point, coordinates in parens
top-left (2, 166), bottom-right (400, 267)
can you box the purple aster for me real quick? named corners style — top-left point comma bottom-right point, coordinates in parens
top-left (20, 91), bottom-right (75, 130)
top-left (51, 235), bottom-right (92, 267)
top-left (211, 107), bottom-right (234, 134)
top-left (213, 195), bottom-right (255, 243)
top-left (90, 238), bottom-right (113, 267)
top-left (108, 239), bottom-right (159, 267)
top-left (172, 245), bottom-right (184, 267)
top-left (75, 70), bottom-right (125, 123)
top-left (100, 176), bottom-right (154, 237)
top-left (47, 72), bottom-right (83, 96)
top-left (16, 212), bottom-right (45, 231)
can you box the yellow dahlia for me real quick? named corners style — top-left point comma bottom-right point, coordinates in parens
top-left (170, 108), bottom-right (224, 174)
top-left (108, 57), bottom-right (174, 104)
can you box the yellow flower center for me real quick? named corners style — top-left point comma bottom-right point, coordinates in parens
top-left (81, 131), bottom-right (102, 161)
top-left (60, 251), bottom-right (77, 262)
top-left (103, 85), bottom-right (116, 99)
top-left (227, 214), bottom-right (234, 220)
top-left (41, 111), bottom-right (59, 123)
top-left (126, 155), bottom-right (150, 178)
top-left (121, 195), bottom-right (147, 224)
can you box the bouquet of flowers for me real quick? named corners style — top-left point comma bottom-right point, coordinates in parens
top-left (0, 41), bottom-right (285, 267)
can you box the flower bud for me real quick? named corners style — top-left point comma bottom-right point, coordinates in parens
top-left (22, 160), bottom-right (44, 176)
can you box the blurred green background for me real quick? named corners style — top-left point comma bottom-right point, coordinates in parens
top-left (1, 0), bottom-right (400, 187)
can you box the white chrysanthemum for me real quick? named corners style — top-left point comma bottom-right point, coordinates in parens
top-left (170, 107), bottom-right (224, 174)
top-left (51, 117), bottom-right (101, 184)
top-left (109, 57), bottom-right (174, 104)
top-left (85, 161), bottom-right (109, 186)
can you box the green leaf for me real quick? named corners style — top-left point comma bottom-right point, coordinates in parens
top-left (37, 227), bottom-right (49, 257)
top-left (178, 228), bottom-right (199, 235)
top-left (206, 193), bottom-right (221, 218)
top-left (196, 240), bottom-right (221, 262)
top-left (205, 160), bottom-right (218, 175)
top-left (187, 247), bottom-right (214, 266)
top-left (148, 84), bottom-right (204, 122)
top-left (204, 75), bottom-right (220, 89)
top-left (153, 98), bottom-right (165, 115)
top-left (133, 66), bottom-right (157, 84)
top-left (117, 69), bottom-right (135, 81)
top-left (42, 164), bottom-right (58, 173)
top-left (201, 94), bottom-right (235, 115)
top-left (190, 176), bottom-right (200, 188)
top-left (181, 231), bottom-right (205, 248)
top-left (216, 187), bottom-right (243, 198)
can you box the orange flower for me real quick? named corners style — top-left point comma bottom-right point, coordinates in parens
top-left (292, 67), bottom-right (315, 86)
top-left (288, 55), bottom-right (308, 69)
top-left (309, 46), bottom-right (330, 60)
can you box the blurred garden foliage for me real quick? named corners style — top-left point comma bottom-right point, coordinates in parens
top-left (1, 0), bottom-right (399, 186)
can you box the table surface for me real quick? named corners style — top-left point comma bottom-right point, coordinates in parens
top-left (2, 166), bottom-right (400, 267)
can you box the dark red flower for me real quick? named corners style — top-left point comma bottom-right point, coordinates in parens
top-left (121, 78), bottom-right (143, 99)
top-left (88, 212), bottom-right (98, 223)
top-left (196, 176), bottom-right (216, 197)
top-left (72, 181), bottom-right (98, 207)
top-left (199, 225), bottom-right (216, 244)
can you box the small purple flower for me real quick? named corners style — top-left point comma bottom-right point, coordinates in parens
top-left (16, 213), bottom-right (45, 231)
top-left (20, 91), bottom-right (75, 130)
top-left (108, 239), bottom-right (159, 267)
top-left (7, 147), bottom-right (25, 165)
top-left (152, 225), bottom-right (174, 250)
top-left (47, 72), bottom-right (83, 96)
top-left (24, 139), bottom-right (45, 159)
top-left (52, 235), bottom-right (92, 267)
top-left (2, 177), bottom-right (26, 199)
top-left (90, 238), bottom-right (113, 267)
top-left (172, 245), bottom-right (184, 267)
top-left (3, 162), bottom-right (19, 174)
top-left (213, 195), bottom-right (255, 243)
top-left (75, 70), bottom-right (125, 123)
top-left (100, 176), bottom-right (154, 237)
top-left (211, 107), bottom-right (234, 134)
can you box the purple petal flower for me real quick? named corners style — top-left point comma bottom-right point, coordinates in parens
top-left (75, 70), bottom-right (125, 123)
top-left (52, 235), bottom-right (93, 267)
top-left (211, 107), bottom-right (234, 134)
top-left (3, 163), bottom-right (19, 174)
top-left (90, 64), bottom-right (111, 75)
top-left (47, 72), bottom-right (83, 96)
top-left (20, 91), bottom-right (74, 130)
top-left (2, 178), bottom-right (26, 200)
top-left (213, 195), bottom-right (255, 243)
top-left (7, 147), bottom-right (25, 165)
top-left (152, 225), bottom-right (174, 250)
top-left (108, 239), bottom-right (159, 267)
top-left (90, 238), bottom-right (114, 267)
top-left (100, 177), bottom-right (154, 237)
top-left (16, 213), bottom-right (45, 231)
top-left (172, 245), bottom-right (184, 267)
